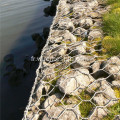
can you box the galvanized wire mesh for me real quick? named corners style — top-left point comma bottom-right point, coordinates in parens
top-left (22, 0), bottom-right (120, 120)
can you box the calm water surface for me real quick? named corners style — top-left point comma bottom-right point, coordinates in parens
top-left (0, 0), bottom-right (53, 119)
top-left (0, 0), bottom-right (52, 65)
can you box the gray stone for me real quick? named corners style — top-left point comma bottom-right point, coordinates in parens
top-left (51, 30), bottom-right (76, 43)
top-left (73, 3), bottom-right (87, 12)
top-left (69, 42), bottom-right (87, 56)
top-left (44, 84), bottom-right (51, 94)
top-left (88, 29), bottom-right (102, 40)
top-left (43, 93), bottom-right (61, 111)
top-left (81, 0), bottom-right (92, 1)
top-left (93, 93), bottom-right (110, 106)
top-left (112, 80), bottom-right (120, 87)
top-left (87, 80), bottom-right (101, 93)
top-left (87, 0), bottom-right (98, 8)
top-left (93, 80), bottom-right (117, 106)
top-left (79, 17), bottom-right (93, 29)
top-left (72, 55), bottom-right (95, 68)
top-left (35, 82), bottom-right (44, 99)
top-left (105, 65), bottom-right (120, 80)
top-left (51, 44), bottom-right (67, 55)
top-left (67, 0), bottom-right (86, 4)
top-left (38, 62), bottom-right (56, 80)
top-left (57, 69), bottom-right (94, 95)
top-left (74, 46), bottom-right (86, 54)
top-left (63, 30), bottom-right (76, 43)
top-left (90, 108), bottom-right (108, 120)
top-left (42, 105), bottom-right (80, 120)
top-left (65, 97), bottom-right (79, 105)
top-left (72, 3), bottom-right (92, 18)
top-left (57, 73), bottom-right (77, 95)
top-left (75, 9), bottom-right (92, 19)
top-left (91, 21), bottom-right (102, 29)
top-left (73, 27), bottom-right (88, 37)
top-left (57, 17), bottom-right (75, 32)
top-left (44, 44), bottom-right (67, 63)
top-left (107, 56), bottom-right (120, 65)
top-left (59, 0), bottom-right (70, 15)
top-left (33, 114), bottom-right (39, 120)
top-left (100, 80), bottom-right (116, 100)
top-left (104, 56), bottom-right (120, 80)
top-left (88, 12), bottom-right (101, 19)
top-left (48, 36), bottom-right (63, 44)
top-left (26, 111), bottom-right (34, 119)
top-left (97, 8), bottom-right (109, 15)
top-left (92, 61), bottom-right (102, 73)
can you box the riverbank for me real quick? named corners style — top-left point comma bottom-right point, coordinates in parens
top-left (22, 0), bottom-right (120, 120)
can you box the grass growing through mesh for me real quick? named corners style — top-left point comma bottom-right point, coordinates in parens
top-left (79, 90), bottom-right (92, 100)
top-left (102, 0), bottom-right (120, 57)
top-left (102, 102), bottom-right (120, 120)
top-left (79, 101), bottom-right (94, 118)
top-left (102, 86), bottom-right (120, 120)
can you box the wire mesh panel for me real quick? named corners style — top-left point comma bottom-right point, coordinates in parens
top-left (22, 0), bottom-right (120, 120)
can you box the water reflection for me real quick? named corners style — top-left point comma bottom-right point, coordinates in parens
top-left (0, 0), bottom-right (53, 120)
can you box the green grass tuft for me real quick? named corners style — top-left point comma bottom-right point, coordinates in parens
top-left (102, 102), bottom-right (120, 120)
top-left (79, 90), bottom-right (91, 100)
top-left (102, 0), bottom-right (120, 57)
top-left (79, 101), bottom-right (94, 118)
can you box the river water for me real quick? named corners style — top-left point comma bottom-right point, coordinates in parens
top-left (0, 0), bottom-right (53, 120)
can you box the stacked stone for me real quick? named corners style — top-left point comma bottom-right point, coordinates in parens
top-left (22, 0), bottom-right (120, 120)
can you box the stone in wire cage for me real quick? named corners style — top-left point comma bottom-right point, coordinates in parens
top-left (22, 0), bottom-right (120, 120)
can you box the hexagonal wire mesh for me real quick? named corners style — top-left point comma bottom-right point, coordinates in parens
top-left (22, 0), bottom-right (120, 120)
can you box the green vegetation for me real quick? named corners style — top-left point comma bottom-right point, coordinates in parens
top-left (102, 0), bottom-right (120, 57)
top-left (76, 36), bottom-right (82, 41)
top-left (79, 101), bottom-right (94, 118)
top-left (78, 90), bottom-right (95, 117)
top-left (102, 113), bottom-right (115, 120)
top-left (91, 26), bottom-right (101, 29)
top-left (108, 102), bottom-right (120, 116)
top-left (62, 40), bottom-right (72, 45)
top-left (86, 37), bottom-right (104, 59)
top-left (55, 95), bottom-right (80, 107)
top-left (40, 96), bottom-right (46, 103)
top-left (79, 90), bottom-right (92, 100)
top-left (102, 87), bottom-right (120, 120)
top-left (113, 87), bottom-right (120, 99)
top-left (102, 81), bottom-right (120, 119)
top-left (102, 102), bottom-right (120, 120)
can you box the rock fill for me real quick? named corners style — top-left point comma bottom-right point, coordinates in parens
top-left (22, 0), bottom-right (120, 120)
